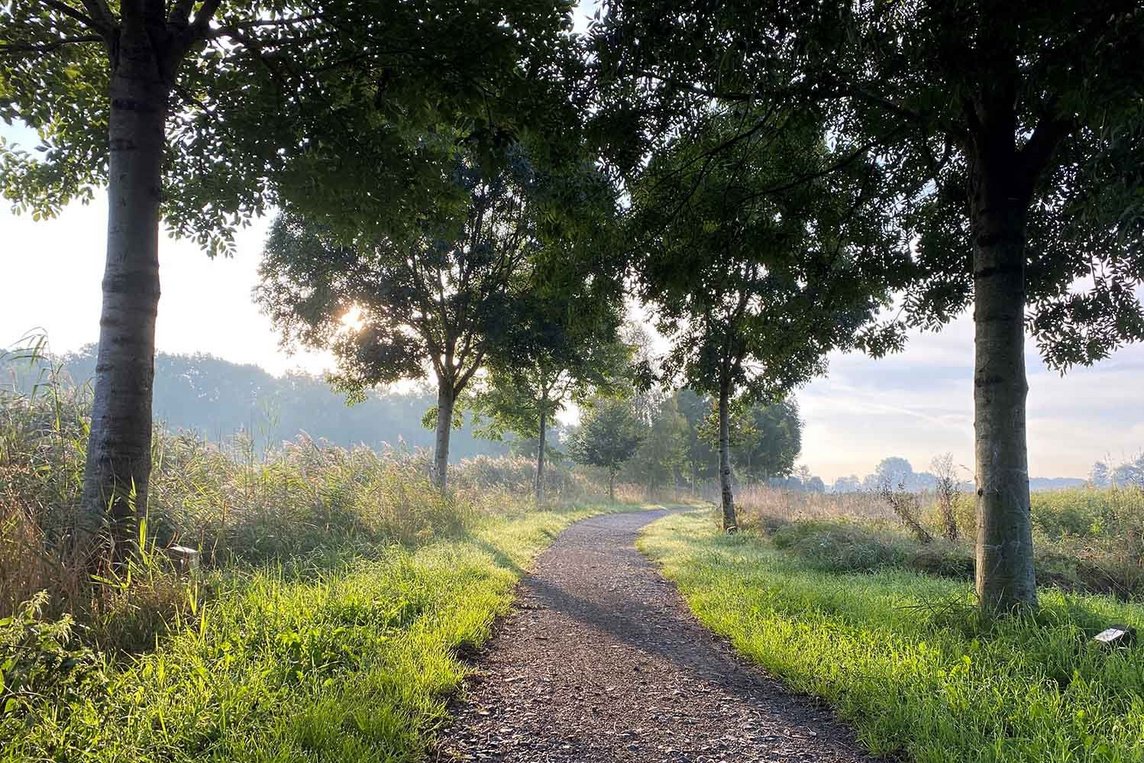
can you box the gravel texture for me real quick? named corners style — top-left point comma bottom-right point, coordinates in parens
top-left (435, 509), bottom-right (876, 762)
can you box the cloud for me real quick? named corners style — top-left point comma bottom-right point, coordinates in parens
top-left (798, 315), bottom-right (1144, 481)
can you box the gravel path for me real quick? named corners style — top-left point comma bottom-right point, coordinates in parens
top-left (436, 509), bottom-right (876, 763)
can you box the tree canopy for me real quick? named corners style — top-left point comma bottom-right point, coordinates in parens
top-left (624, 108), bottom-right (901, 529)
top-left (258, 149), bottom-right (549, 490)
top-left (592, 0), bottom-right (1144, 611)
top-left (569, 396), bottom-right (643, 500)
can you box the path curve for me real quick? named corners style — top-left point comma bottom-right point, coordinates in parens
top-left (436, 510), bottom-right (875, 763)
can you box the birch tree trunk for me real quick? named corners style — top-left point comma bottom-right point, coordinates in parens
top-left (718, 377), bottom-right (737, 531)
top-left (79, 17), bottom-right (171, 567)
top-left (968, 129), bottom-right (1037, 613)
top-left (433, 380), bottom-right (455, 492)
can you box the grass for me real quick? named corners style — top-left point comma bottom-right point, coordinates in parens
top-left (640, 511), bottom-right (1144, 763)
top-left (2, 507), bottom-right (612, 761)
top-left (0, 369), bottom-right (630, 760)
top-left (0, 375), bottom-right (602, 637)
top-left (732, 485), bottom-right (1144, 599)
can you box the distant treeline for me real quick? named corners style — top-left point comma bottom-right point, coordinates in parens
top-left (1, 347), bottom-right (509, 461)
top-left (830, 456), bottom-right (1085, 494)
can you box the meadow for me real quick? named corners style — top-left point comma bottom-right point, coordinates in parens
top-left (727, 483), bottom-right (1144, 600)
top-left (5, 374), bottom-right (1143, 762)
top-left (1, 381), bottom-right (614, 761)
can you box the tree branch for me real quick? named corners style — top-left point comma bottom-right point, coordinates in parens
top-left (77, 0), bottom-right (116, 34)
top-left (0, 35), bottom-right (103, 54)
top-left (755, 130), bottom-right (900, 197)
top-left (166, 0), bottom-right (196, 27)
top-left (843, 85), bottom-right (927, 126)
top-left (229, 14), bottom-right (322, 28)
top-left (38, 0), bottom-right (101, 31)
top-left (189, 0), bottom-right (223, 40)
top-left (1019, 113), bottom-right (1074, 189)
top-left (628, 68), bottom-right (757, 103)
top-left (208, 25), bottom-right (293, 88)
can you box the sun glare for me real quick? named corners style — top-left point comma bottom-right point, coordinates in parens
top-left (339, 304), bottom-right (365, 331)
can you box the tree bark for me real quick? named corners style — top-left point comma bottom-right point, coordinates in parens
top-left (718, 377), bottom-right (737, 531)
top-left (79, 20), bottom-right (171, 567)
top-left (535, 406), bottom-right (547, 505)
top-left (968, 137), bottom-right (1037, 613)
top-left (608, 468), bottom-right (616, 501)
top-left (433, 380), bottom-right (455, 492)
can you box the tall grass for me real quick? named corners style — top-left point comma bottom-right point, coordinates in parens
top-left (1, 364), bottom-right (621, 760)
top-left (727, 485), bottom-right (1144, 599)
top-left (0, 375), bottom-right (605, 641)
top-left (3, 509), bottom-right (605, 762)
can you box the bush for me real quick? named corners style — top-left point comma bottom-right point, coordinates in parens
top-left (770, 520), bottom-right (910, 572)
top-left (767, 519), bottom-right (973, 579)
top-left (0, 592), bottom-right (103, 727)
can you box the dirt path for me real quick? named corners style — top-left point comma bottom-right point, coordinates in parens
top-left (436, 509), bottom-right (875, 763)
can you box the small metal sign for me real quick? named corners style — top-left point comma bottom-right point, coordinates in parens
top-left (1092, 625), bottom-right (1136, 649)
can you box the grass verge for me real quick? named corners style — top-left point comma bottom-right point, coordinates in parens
top-left (639, 511), bottom-right (1144, 763)
top-left (2, 507), bottom-right (613, 762)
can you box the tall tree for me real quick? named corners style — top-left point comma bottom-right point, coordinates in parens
top-left (1, 0), bottom-right (572, 563)
top-left (738, 399), bottom-right (801, 482)
top-left (626, 111), bottom-right (901, 530)
top-left (626, 394), bottom-right (690, 493)
top-left (473, 259), bottom-right (626, 504)
top-left (258, 153), bottom-right (540, 491)
top-left (594, 0), bottom-right (1144, 610)
top-left (695, 397), bottom-right (802, 483)
top-left (569, 396), bottom-right (644, 500)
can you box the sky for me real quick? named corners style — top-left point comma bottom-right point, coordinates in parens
top-left (2, 139), bottom-right (1142, 485)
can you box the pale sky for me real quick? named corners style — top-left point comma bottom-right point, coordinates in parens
top-left (2, 129), bottom-right (1141, 483)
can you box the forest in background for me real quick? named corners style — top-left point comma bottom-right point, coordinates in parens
top-left (1, 344), bottom-right (1099, 493)
top-left (1, 345), bottom-right (508, 460)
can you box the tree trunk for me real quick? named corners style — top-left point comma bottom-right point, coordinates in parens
top-left (79, 24), bottom-right (171, 568)
top-left (608, 469), bottom-right (616, 501)
top-left (968, 141), bottom-right (1037, 613)
top-left (718, 377), bottom-right (737, 531)
top-left (433, 381), bottom-right (455, 492)
top-left (535, 406), bottom-right (547, 505)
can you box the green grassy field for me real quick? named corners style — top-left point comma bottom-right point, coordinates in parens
top-left (2, 508), bottom-right (605, 762)
top-left (640, 511), bottom-right (1144, 763)
top-left (731, 484), bottom-right (1144, 600)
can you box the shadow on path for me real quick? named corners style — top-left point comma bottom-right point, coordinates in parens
top-left (436, 509), bottom-right (876, 763)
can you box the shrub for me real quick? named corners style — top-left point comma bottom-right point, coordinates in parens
top-left (767, 519), bottom-right (973, 578)
top-left (876, 476), bottom-right (934, 544)
top-left (0, 592), bottom-right (104, 727)
top-left (770, 520), bottom-right (910, 572)
top-left (930, 453), bottom-right (962, 542)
